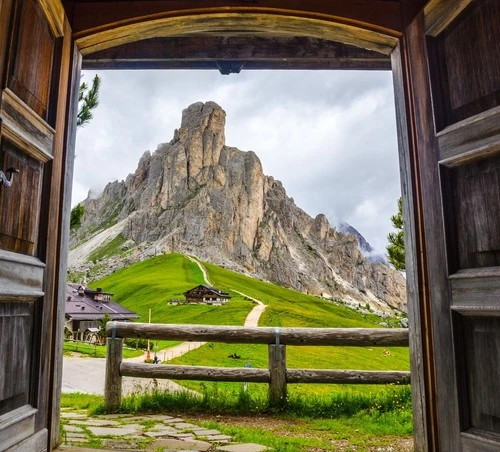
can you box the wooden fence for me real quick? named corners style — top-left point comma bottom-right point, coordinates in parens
top-left (104, 322), bottom-right (410, 410)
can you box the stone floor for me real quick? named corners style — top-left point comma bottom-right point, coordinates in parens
top-left (57, 409), bottom-right (268, 452)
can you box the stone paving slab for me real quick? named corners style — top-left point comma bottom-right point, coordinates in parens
top-left (202, 434), bottom-right (233, 442)
top-left (145, 415), bottom-right (176, 421)
top-left (163, 418), bottom-right (185, 424)
top-left (59, 411), bottom-right (269, 451)
top-left (168, 433), bottom-right (195, 439)
top-left (64, 425), bottom-right (84, 433)
top-left (193, 429), bottom-right (221, 436)
top-left (144, 428), bottom-right (180, 438)
top-left (147, 438), bottom-right (211, 450)
top-left (65, 437), bottom-right (88, 443)
top-left (60, 412), bottom-right (88, 419)
top-left (87, 426), bottom-right (142, 436)
top-left (217, 444), bottom-right (268, 452)
top-left (81, 419), bottom-right (122, 426)
top-left (172, 422), bottom-right (199, 430)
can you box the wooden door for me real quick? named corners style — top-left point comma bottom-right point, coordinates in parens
top-left (402, 0), bottom-right (500, 449)
top-left (0, 0), bottom-right (75, 450)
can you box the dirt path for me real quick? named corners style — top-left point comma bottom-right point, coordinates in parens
top-left (187, 255), bottom-right (267, 327)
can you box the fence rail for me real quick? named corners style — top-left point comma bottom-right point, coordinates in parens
top-left (104, 322), bottom-right (410, 410)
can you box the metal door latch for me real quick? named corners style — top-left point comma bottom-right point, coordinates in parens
top-left (0, 167), bottom-right (19, 188)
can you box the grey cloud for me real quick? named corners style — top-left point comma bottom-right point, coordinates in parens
top-left (74, 69), bottom-right (401, 255)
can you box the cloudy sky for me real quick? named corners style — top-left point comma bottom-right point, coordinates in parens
top-left (73, 69), bottom-right (401, 254)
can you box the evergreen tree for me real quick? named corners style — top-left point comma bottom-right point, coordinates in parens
top-left (387, 197), bottom-right (405, 271)
top-left (70, 203), bottom-right (85, 230)
top-left (77, 74), bottom-right (100, 128)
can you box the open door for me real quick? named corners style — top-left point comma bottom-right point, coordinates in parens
top-left (0, 0), bottom-right (75, 450)
top-left (403, 0), bottom-right (500, 449)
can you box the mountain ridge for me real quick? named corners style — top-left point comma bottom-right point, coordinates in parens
top-left (69, 101), bottom-right (406, 314)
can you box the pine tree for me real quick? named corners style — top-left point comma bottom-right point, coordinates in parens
top-left (70, 203), bottom-right (85, 230)
top-left (77, 74), bottom-right (100, 128)
top-left (387, 197), bottom-right (405, 271)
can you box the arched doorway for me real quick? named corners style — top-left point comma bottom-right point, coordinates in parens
top-left (1, 1), bottom-right (499, 450)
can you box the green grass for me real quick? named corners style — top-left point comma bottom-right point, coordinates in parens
top-left (60, 392), bottom-right (103, 411)
top-left (92, 254), bottom-right (254, 327)
top-left (63, 340), bottom-right (148, 358)
top-left (59, 389), bottom-right (412, 451)
top-left (202, 260), bottom-right (384, 328)
top-left (90, 384), bottom-right (412, 450)
top-left (92, 253), bottom-right (409, 398)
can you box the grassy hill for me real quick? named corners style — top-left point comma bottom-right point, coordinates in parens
top-left (92, 253), bottom-right (254, 326)
top-left (92, 253), bottom-right (409, 398)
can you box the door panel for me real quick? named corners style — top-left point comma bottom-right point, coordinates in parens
top-left (0, 0), bottom-right (71, 450)
top-left (8, 0), bottom-right (55, 119)
top-left (407, 0), bottom-right (500, 449)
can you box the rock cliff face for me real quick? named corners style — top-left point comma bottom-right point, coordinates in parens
top-left (70, 101), bottom-right (406, 313)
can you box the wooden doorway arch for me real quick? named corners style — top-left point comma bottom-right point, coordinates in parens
top-left (2, 1), bottom-right (500, 450)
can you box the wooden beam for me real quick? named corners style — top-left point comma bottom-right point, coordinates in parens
top-left (75, 13), bottom-right (399, 56)
top-left (106, 322), bottom-right (410, 347)
top-left (120, 362), bottom-right (270, 382)
top-left (287, 369), bottom-right (411, 384)
top-left (424, 0), bottom-right (473, 37)
top-left (83, 36), bottom-right (391, 71)
top-left (64, 1), bottom-right (403, 36)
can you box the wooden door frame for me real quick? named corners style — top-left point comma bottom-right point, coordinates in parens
top-left (53, 3), bottom-right (446, 450)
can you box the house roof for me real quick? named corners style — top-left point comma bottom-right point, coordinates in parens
top-left (65, 284), bottom-right (140, 321)
top-left (184, 284), bottom-right (232, 298)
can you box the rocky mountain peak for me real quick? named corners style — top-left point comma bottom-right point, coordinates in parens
top-left (70, 101), bottom-right (406, 314)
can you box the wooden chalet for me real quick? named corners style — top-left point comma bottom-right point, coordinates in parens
top-left (1, 0), bottom-right (499, 450)
top-left (184, 285), bottom-right (232, 305)
top-left (64, 284), bottom-right (139, 342)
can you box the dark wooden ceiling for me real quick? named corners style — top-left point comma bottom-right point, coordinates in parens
top-left (63, 0), bottom-right (428, 72)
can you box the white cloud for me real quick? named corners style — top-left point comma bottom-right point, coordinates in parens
top-left (73, 69), bottom-right (401, 254)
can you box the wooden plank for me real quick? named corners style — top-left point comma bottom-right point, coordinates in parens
top-left (427, 0), bottom-right (500, 128)
top-left (67, 0), bottom-right (403, 36)
top-left (37, 0), bottom-right (65, 37)
top-left (0, 0), bottom-right (14, 91)
top-left (0, 138), bottom-right (44, 255)
top-left (107, 323), bottom-right (410, 346)
top-left (424, 0), bottom-right (473, 37)
top-left (287, 369), bottom-right (411, 384)
top-left (104, 338), bottom-right (123, 411)
top-left (9, 0), bottom-right (56, 119)
top-left (50, 23), bottom-right (81, 450)
top-left (76, 13), bottom-right (399, 57)
top-left (4, 427), bottom-right (47, 452)
top-left (268, 344), bottom-right (286, 406)
top-left (462, 430), bottom-right (500, 452)
top-left (120, 362), bottom-right (270, 382)
top-left (406, 12), bottom-right (456, 450)
top-left (1, 89), bottom-right (55, 163)
top-left (0, 250), bottom-right (45, 299)
top-left (0, 303), bottom-right (35, 419)
top-left (450, 268), bottom-right (500, 311)
top-left (83, 36), bottom-right (391, 71)
top-left (438, 106), bottom-right (500, 167)
top-left (391, 40), bottom-right (430, 452)
top-left (0, 405), bottom-right (37, 451)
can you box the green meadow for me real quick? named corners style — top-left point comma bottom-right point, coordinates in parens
top-left (92, 253), bottom-right (409, 398)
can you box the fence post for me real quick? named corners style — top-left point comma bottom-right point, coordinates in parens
top-left (268, 344), bottom-right (287, 407)
top-left (105, 337), bottom-right (123, 411)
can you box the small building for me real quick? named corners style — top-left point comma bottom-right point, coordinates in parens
top-left (65, 284), bottom-right (139, 342)
top-left (184, 285), bottom-right (232, 305)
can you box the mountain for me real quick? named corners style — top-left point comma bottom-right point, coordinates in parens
top-left (338, 222), bottom-right (388, 264)
top-left (69, 101), bottom-right (406, 313)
